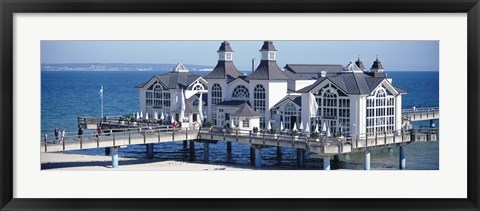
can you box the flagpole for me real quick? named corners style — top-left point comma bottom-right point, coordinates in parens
top-left (100, 85), bottom-right (104, 119)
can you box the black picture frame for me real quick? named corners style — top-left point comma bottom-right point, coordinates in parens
top-left (1, 0), bottom-right (479, 210)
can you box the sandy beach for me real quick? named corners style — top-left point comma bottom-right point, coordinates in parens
top-left (41, 152), bottom-right (254, 171)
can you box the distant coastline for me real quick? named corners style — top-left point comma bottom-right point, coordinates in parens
top-left (41, 63), bottom-right (215, 72)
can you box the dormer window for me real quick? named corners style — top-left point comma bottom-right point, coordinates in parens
top-left (269, 52), bottom-right (276, 60)
top-left (218, 52), bottom-right (233, 61)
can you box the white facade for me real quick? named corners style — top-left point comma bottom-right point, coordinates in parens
top-left (138, 41), bottom-right (406, 137)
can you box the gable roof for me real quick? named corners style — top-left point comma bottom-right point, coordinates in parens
top-left (246, 60), bottom-right (289, 80)
top-left (188, 93), bottom-right (208, 105)
top-left (172, 102), bottom-right (199, 114)
top-left (271, 95), bottom-right (302, 109)
top-left (297, 72), bottom-right (406, 95)
top-left (230, 103), bottom-right (262, 117)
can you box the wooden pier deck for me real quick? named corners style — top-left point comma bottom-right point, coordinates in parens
top-left (402, 107), bottom-right (439, 121)
top-left (41, 126), bottom-right (437, 156)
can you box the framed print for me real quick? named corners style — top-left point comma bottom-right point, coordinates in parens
top-left (1, 0), bottom-right (479, 210)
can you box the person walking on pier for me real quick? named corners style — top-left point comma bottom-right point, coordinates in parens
top-left (54, 128), bottom-right (59, 144)
top-left (78, 126), bottom-right (84, 140)
top-left (60, 129), bottom-right (66, 144)
top-left (97, 125), bottom-right (103, 138)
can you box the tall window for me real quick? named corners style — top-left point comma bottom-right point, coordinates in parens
top-left (366, 87), bottom-right (395, 135)
top-left (253, 84), bottom-right (266, 129)
top-left (232, 85), bottom-right (250, 99)
top-left (211, 83), bottom-right (222, 125)
top-left (315, 84), bottom-right (350, 136)
top-left (146, 83), bottom-right (170, 113)
top-left (283, 103), bottom-right (298, 130)
top-left (212, 83), bottom-right (222, 105)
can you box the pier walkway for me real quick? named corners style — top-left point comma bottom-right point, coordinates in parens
top-left (402, 107), bottom-right (439, 122)
top-left (41, 125), bottom-right (438, 170)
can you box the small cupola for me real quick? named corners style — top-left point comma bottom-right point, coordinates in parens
top-left (370, 56), bottom-right (384, 72)
top-left (218, 41), bottom-right (234, 61)
top-left (260, 41), bottom-right (277, 61)
top-left (355, 56), bottom-right (366, 71)
top-left (171, 62), bottom-right (189, 72)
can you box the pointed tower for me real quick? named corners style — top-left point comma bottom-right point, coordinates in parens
top-left (205, 41), bottom-right (243, 124)
top-left (355, 56), bottom-right (366, 71)
top-left (247, 41), bottom-right (288, 129)
top-left (369, 56), bottom-right (386, 77)
top-left (246, 41), bottom-right (289, 80)
top-left (204, 41), bottom-right (242, 81)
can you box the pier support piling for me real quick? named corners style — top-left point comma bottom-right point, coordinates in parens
top-left (189, 140), bottom-right (195, 156)
top-left (146, 143), bottom-right (154, 159)
top-left (183, 141), bottom-right (188, 150)
top-left (399, 145), bottom-right (406, 169)
top-left (276, 147), bottom-right (282, 158)
top-left (227, 142), bottom-right (232, 154)
top-left (105, 147), bottom-right (110, 156)
top-left (250, 147), bottom-right (255, 164)
top-left (111, 147), bottom-right (119, 168)
top-left (364, 150), bottom-right (371, 170)
top-left (203, 142), bottom-right (210, 163)
top-left (323, 156), bottom-right (331, 170)
top-left (255, 147), bottom-right (262, 169)
top-left (296, 149), bottom-right (304, 167)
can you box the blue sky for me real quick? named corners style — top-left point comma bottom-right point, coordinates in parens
top-left (41, 41), bottom-right (439, 71)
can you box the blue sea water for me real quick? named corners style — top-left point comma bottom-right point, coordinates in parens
top-left (41, 70), bottom-right (439, 170)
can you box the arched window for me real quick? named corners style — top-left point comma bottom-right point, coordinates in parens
top-left (314, 84), bottom-right (350, 136)
top-left (253, 84), bottom-right (266, 128)
top-left (283, 103), bottom-right (298, 130)
top-left (366, 87), bottom-right (395, 135)
top-left (189, 80), bottom-right (205, 91)
top-left (322, 89), bottom-right (337, 117)
top-left (232, 85), bottom-right (250, 99)
top-left (211, 83), bottom-right (222, 125)
top-left (211, 83), bottom-right (222, 105)
top-left (146, 82), bottom-right (171, 113)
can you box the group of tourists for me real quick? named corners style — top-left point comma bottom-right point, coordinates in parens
top-left (53, 128), bottom-right (66, 144)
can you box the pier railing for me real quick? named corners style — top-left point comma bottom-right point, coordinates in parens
top-left (41, 124), bottom-right (438, 155)
top-left (402, 107), bottom-right (439, 121)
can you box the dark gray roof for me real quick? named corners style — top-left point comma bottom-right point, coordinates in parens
top-left (189, 93), bottom-right (208, 105)
top-left (355, 58), bottom-right (365, 70)
top-left (230, 103), bottom-right (262, 117)
top-left (283, 64), bottom-right (344, 80)
top-left (204, 61), bottom-right (243, 81)
top-left (370, 57), bottom-right (384, 70)
top-left (393, 86), bottom-right (407, 94)
top-left (215, 100), bottom-right (250, 107)
top-left (172, 102), bottom-right (199, 114)
top-left (247, 60), bottom-right (289, 80)
top-left (136, 73), bottom-right (200, 89)
top-left (297, 72), bottom-right (406, 95)
top-left (217, 41), bottom-right (233, 52)
top-left (272, 95), bottom-right (302, 109)
top-left (156, 72), bottom-right (201, 89)
top-left (260, 41), bottom-right (277, 51)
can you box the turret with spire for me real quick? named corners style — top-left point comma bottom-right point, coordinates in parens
top-left (369, 55), bottom-right (386, 77)
top-left (355, 56), bottom-right (366, 71)
top-left (204, 41), bottom-right (242, 81)
top-left (246, 41), bottom-right (288, 80)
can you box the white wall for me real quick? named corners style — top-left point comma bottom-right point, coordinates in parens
top-left (395, 94), bottom-right (402, 130)
top-left (295, 80), bottom-right (316, 91)
top-left (139, 89), bottom-right (146, 114)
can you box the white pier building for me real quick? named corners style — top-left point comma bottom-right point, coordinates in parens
top-left (137, 41), bottom-right (406, 138)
